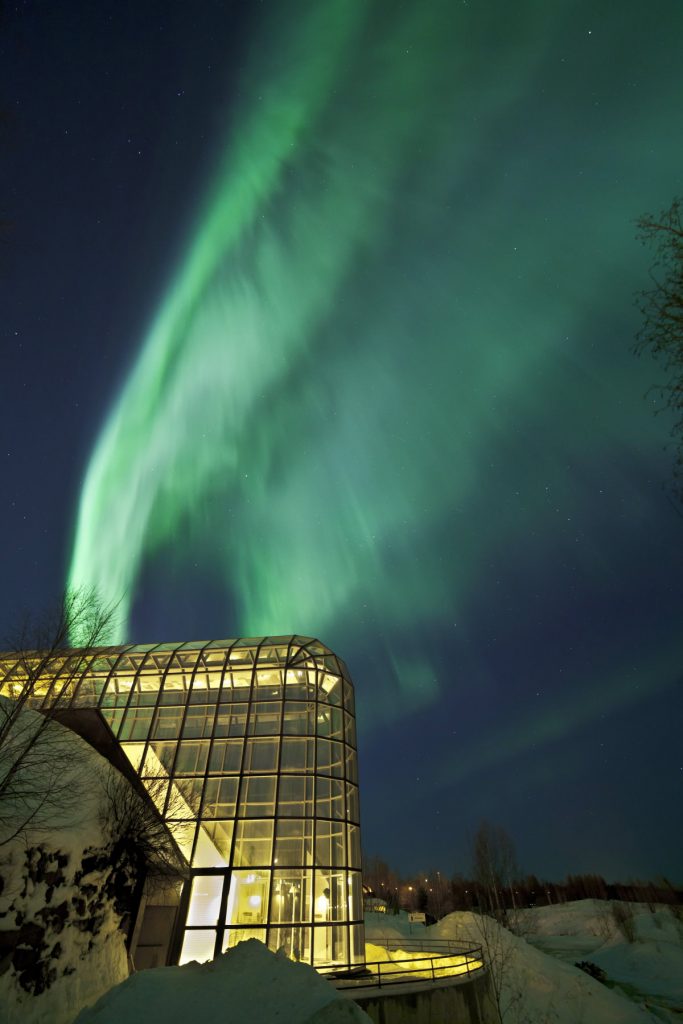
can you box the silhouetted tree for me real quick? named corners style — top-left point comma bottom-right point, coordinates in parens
top-left (636, 197), bottom-right (683, 507)
top-left (0, 588), bottom-right (118, 845)
top-left (472, 820), bottom-right (519, 922)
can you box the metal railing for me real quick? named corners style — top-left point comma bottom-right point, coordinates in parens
top-left (319, 939), bottom-right (484, 990)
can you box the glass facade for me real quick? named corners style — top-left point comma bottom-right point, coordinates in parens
top-left (0, 635), bottom-right (364, 970)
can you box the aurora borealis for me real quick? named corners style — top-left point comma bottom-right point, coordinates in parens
top-left (2, 0), bottom-right (683, 879)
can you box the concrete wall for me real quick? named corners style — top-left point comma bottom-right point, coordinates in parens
top-left (353, 971), bottom-right (501, 1024)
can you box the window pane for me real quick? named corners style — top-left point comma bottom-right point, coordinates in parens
top-left (208, 739), bottom-right (243, 773)
top-left (277, 776), bottom-right (314, 817)
top-left (225, 869), bottom-right (271, 926)
top-left (218, 682), bottom-right (245, 703)
top-left (253, 669), bottom-right (283, 696)
top-left (315, 821), bottom-right (346, 867)
top-left (317, 739), bottom-right (344, 778)
top-left (101, 708), bottom-right (125, 735)
top-left (191, 671), bottom-right (223, 696)
top-left (223, 927), bottom-right (265, 950)
top-left (233, 819), bottom-right (274, 867)
top-left (120, 741), bottom-right (145, 771)
top-left (243, 737), bottom-right (279, 773)
top-left (343, 681), bottom-right (355, 715)
top-left (346, 783), bottom-right (359, 823)
top-left (143, 740), bottom-right (177, 775)
top-left (284, 669), bottom-right (314, 700)
top-left (313, 925), bottom-right (348, 967)
top-left (344, 711), bottom-right (356, 748)
top-left (272, 869), bottom-right (312, 924)
top-left (140, 777), bottom-right (169, 814)
top-left (165, 820), bottom-right (196, 864)
top-left (186, 875), bottom-right (224, 926)
top-left (344, 746), bottom-right (357, 783)
top-left (350, 924), bottom-right (364, 964)
top-left (267, 925), bottom-right (311, 964)
top-left (182, 705), bottom-right (216, 738)
top-left (214, 704), bottom-right (248, 737)
top-left (171, 777), bottom-right (205, 816)
top-left (128, 686), bottom-right (158, 708)
top-left (247, 702), bottom-right (282, 736)
top-left (151, 705), bottom-right (183, 739)
top-left (347, 824), bottom-right (361, 869)
top-left (202, 776), bottom-right (238, 818)
top-left (274, 819), bottom-right (313, 866)
top-left (316, 778), bottom-right (344, 820)
top-left (189, 685), bottom-right (220, 704)
top-left (175, 740), bottom-right (209, 775)
top-left (238, 775), bottom-right (276, 817)
top-left (317, 707), bottom-right (343, 741)
top-left (119, 706), bottom-right (154, 741)
top-left (315, 870), bottom-right (347, 923)
top-left (158, 686), bottom-right (187, 705)
top-left (282, 701), bottom-right (315, 735)
top-left (347, 871), bottom-right (362, 920)
top-left (319, 674), bottom-right (342, 707)
top-left (193, 820), bottom-right (234, 868)
top-left (280, 737), bottom-right (314, 772)
top-left (179, 929), bottom-right (216, 965)
top-left (227, 670), bottom-right (253, 692)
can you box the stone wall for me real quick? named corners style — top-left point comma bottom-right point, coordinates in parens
top-left (353, 972), bottom-right (501, 1024)
top-left (0, 840), bottom-right (131, 1022)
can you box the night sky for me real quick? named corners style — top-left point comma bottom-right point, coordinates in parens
top-left (2, 1), bottom-right (682, 883)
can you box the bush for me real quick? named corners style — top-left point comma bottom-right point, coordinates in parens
top-left (575, 961), bottom-right (607, 984)
top-left (611, 902), bottom-right (636, 943)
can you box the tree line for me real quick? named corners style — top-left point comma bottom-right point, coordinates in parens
top-left (363, 822), bottom-right (683, 923)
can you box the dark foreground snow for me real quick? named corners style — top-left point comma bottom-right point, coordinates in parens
top-left (75, 939), bottom-right (371, 1024)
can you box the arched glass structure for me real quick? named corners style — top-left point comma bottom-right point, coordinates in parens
top-left (0, 635), bottom-right (364, 971)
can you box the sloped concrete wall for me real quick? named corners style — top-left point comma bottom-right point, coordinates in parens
top-left (353, 971), bottom-right (501, 1024)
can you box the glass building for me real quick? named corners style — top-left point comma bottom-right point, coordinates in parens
top-left (0, 635), bottom-right (364, 971)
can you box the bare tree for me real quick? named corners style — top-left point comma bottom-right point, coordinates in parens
top-left (100, 771), bottom-right (187, 884)
top-left (636, 197), bottom-right (683, 507)
top-left (472, 820), bottom-right (519, 923)
top-left (0, 588), bottom-right (119, 845)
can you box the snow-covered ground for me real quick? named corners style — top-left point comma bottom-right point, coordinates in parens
top-left (0, 704), bottom-right (129, 1024)
top-left (75, 938), bottom-right (371, 1024)
top-left (521, 900), bottom-right (683, 1019)
top-left (365, 901), bottom-right (683, 1023)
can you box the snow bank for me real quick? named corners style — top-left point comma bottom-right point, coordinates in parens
top-left (521, 900), bottom-right (683, 1014)
top-left (75, 939), bottom-right (371, 1024)
top-left (366, 908), bottom-right (662, 1023)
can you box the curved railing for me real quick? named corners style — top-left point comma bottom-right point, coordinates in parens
top-left (319, 938), bottom-right (485, 990)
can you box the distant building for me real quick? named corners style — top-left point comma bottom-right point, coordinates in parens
top-left (0, 636), bottom-right (364, 972)
top-left (363, 896), bottom-right (388, 914)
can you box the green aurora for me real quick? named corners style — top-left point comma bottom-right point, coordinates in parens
top-left (68, 0), bottom-right (683, 733)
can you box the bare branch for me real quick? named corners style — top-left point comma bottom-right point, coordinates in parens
top-left (636, 197), bottom-right (683, 507)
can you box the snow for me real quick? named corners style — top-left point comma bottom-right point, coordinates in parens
top-left (366, 904), bottom-right (683, 1023)
top-left (521, 900), bottom-right (683, 1017)
top-left (0, 704), bottom-right (129, 1024)
top-left (74, 939), bottom-right (371, 1024)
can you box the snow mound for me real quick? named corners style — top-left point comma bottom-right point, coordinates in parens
top-left (75, 939), bottom-right (371, 1024)
top-left (521, 900), bottom-right (683, 1012)
top-left (366, 909), bottom-right (661, 1023)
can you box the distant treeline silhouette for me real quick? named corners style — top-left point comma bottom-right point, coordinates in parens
top-left (363, 854), bottom-right (683, 921)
